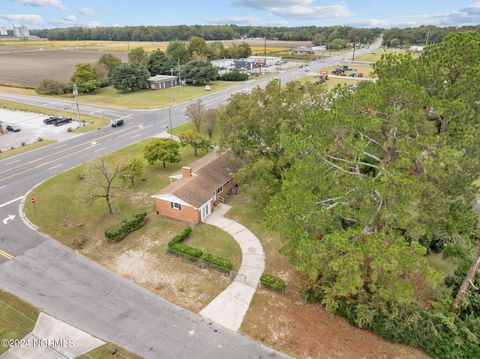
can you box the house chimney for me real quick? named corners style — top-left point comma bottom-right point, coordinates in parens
top-left (182, 166), bottom-right (192, 178)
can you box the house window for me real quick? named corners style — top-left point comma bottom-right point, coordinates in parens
top-left (171, 202), bottom-right (181, 210)
top-left (226, 179), bottom-right (231, 184)
top-left (217, 185), bottom-right (224, 194)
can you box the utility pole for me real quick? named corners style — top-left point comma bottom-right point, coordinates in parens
top-left (178, 58), bottom-right (182, 92)
top-left (168, 106), bottom-right (173, 139)
top-left (352, 42), bottom-right (356, 61)
top-left (72, 83), bottom-right (81, 128)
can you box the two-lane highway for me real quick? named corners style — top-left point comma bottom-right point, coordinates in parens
top-left (0, 38), bottom-right (382, 358)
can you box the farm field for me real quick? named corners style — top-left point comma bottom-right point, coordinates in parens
top-left (354, 48), bottom-right (421, 62)
top-left (0, 48), bottom-right (128, 86)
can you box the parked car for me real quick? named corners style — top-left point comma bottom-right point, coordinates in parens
top-left (6, 125), bottom-right (20, 132)
top-left (111, 119), bottom-right (125, 127)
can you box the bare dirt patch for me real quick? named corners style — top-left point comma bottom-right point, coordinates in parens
top-left (0, 49), bottom-right (127, 86)
top-left (82, 216), bottom-right (232, 313)
top-left (242, 290), bottom-right (431, 359)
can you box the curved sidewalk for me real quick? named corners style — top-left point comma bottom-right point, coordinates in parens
top-left (200, 204), bottom-right (265, 332)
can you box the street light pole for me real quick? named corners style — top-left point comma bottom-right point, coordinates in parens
top-left (168, 106), bottom-right (173, 139)
top-left (73, 83), bottom-right (81, 128)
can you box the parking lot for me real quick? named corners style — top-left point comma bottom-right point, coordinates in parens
top-left (0, 108), bottom-right (79, 151)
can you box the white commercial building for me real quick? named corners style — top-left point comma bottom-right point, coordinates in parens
top-left (247, 56), bottom-right (282, 66)
top-left (0, 26), bottom-right (7, 36)
top-left (13, 25), bottom-right (29, 38)
top-left (147, 75), bottom-right (179, 90)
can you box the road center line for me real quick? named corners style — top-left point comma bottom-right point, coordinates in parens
top-left (0, 249), bottom-right (14, 260)
top-left (0, 196), bottom-right (23, 208)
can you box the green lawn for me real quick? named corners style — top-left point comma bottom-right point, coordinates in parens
top-left (71, 82), bottom-right (237, 109)
top-left (169, 121), bottom-right (221, 145)
top-left (354, 48), bottom-right (420, 63)
top-left (24, 138), bottom-right (205, 245)
top-left (0, 139), bottom-right (56, 160)
top-left (77, 343), bottom-right (143, 359)
top-left (184, 224), bottom-right (241, 270)
top-left (0, 291), bottom-right (38, 355)
top-left (0, 99), bottom-right (109, 133)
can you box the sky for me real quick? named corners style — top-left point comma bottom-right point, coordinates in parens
top-left (1, 0), bottom-right (480, 29)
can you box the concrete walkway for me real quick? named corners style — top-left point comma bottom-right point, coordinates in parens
top-left (200, 204), bottom-right (265, 332)
top-left (2, 312), bottom-right (104, 359)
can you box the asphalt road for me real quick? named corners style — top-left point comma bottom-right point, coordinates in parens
top-left (0, 39), bottom-right (381, 359)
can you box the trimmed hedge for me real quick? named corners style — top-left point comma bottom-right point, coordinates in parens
top-left (168, 227), bottom-right (192, 248)
top-left (167, 226), bottom-right (234, 272)
top-left (201, 253), bottom-right (234, 271)
top-left (220, 71), bottom-right (249, 81)
top-left (169, 243), bottom-right (203, 260)
top-left (260, 273), bottom-right (286, 292)
top-left (104, 212), bottom-right (147, 243)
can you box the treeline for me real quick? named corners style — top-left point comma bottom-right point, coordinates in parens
top-left (219, 32), bottom-right (480, 358)
top-left (383, 25), bottom-right (480, 46)
top-left (30, 25), bottom-right (381, 43)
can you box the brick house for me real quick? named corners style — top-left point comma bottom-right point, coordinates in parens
top-left (152, 152), bottom-right (238, 223)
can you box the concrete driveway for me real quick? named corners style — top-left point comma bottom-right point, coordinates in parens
top-left (201, 204), bottom-right (265, 332)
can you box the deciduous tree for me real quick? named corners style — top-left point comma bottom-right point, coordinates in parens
top-left (120, 158), bottom-right (144, 186)
top-left (84, 157), bottom-right (123, 215)
top-left (178, 130), bottom-right (211, 157)
top-left (70, 63), bottom-right (99, 94)
top-left (185, 100), bottom-right (205, 131)
top-left (143, 139), bottom-right (181, 168)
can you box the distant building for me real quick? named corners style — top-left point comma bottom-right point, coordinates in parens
top-left (0, 26), bottom-right (7, 36)
top-left (147, 75), bottom-right (179, 90)
top-left (211, 59), bottom-right (235, 74)
top-left (409, 45), bottom-right (424, 52)
top-left (293, 45), bottom-right (326, 54)
top-left (13, 25), bottom-right (29, 38)
top-left (248, 56), bottom-right (282, 66)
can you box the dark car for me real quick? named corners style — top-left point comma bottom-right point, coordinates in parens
top-left (6, 125), bottom-right (21, 132)
top-left (111, 119), bottom-right (125, 127)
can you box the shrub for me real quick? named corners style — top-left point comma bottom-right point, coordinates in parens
top-left (104, 212), bottom-right (147, 243)
top-left (169, 243), bottom-right (203, 260)
top-left (168, 226), bottom-right (192, 247)
top-left (260, 273), bottom-right (286, 292)
top-left (220, 71), bottom-right (249, 81)
top-left (21, 142), bottom-right (26, 146)
top-left (37, 137), bottom-right (43, 142)
top-left (201, 253), bottom-right (233, 271)
top-left (36, 78), bottom-right (66, 95)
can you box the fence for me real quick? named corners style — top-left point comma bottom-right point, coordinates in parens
top-left (166, 247), bottom-right (304, 301)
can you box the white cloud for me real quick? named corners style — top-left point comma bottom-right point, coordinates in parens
top-left (63, 14), bottom-right (77, 22)
top-left (204, 15), bottom-right (288, 26)
top-left (352, 2), bottom-right (480, 28)
top-left (15, 0), bottom-right (66, 11)
top-left (85, 20), bottom-right (102, 28)
top-left (0, 13), bottom-right (43, 24)
top-left (231, 0), bottom-right (353, 20)
top-left (79, 7), bottom-right (95, 16)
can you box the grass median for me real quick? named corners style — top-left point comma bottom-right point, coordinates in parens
top-left (0, 291), bottom-right (38, 355)
top-left (0, 139), bottom-right (56, 160)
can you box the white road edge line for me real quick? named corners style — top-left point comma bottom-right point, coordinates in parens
top-left (94, 147), bottom-right (107, 153)
top-left (48, 164), bottom-right (63, 170)
top-left (0, 185), bottom-right (6, 190)
top-left (0, 196), bottom-right (23, 209)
